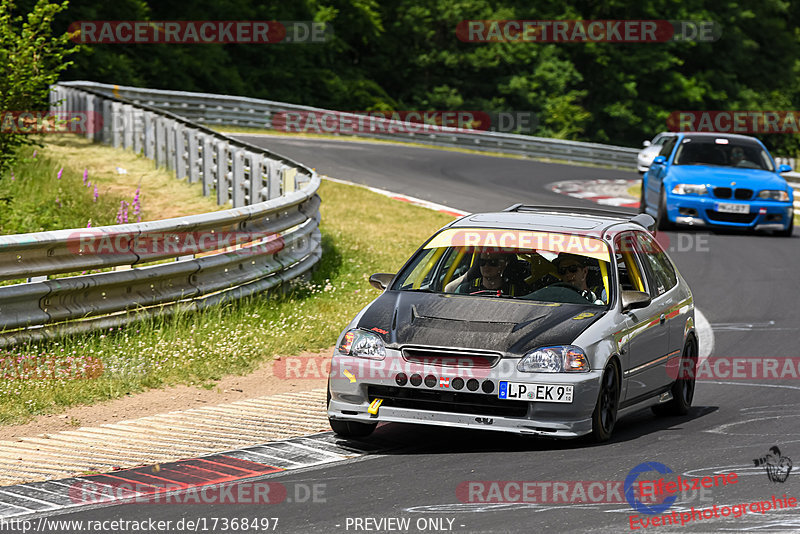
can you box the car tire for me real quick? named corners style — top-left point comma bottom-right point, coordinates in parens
top-left (591, 361), bottom-right (620, 443)
top-left (329, 418), bottom-right (377, 438)
top-left (775, 215), bottom-right (794, 237)
top-left (638, 183), bottom-right (647, 214)
top-left (652, 338), bottom-right (697, 416)
top-left (656, 188), bottom-right (673, 231)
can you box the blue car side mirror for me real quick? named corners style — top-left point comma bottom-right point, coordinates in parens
top-left (778, 164), bottom-right (792, 173)
top-left (652, 156), bottom-right (666, 165)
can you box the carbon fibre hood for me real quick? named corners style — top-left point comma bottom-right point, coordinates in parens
top-left (356, 291), bottom-right (604, 356)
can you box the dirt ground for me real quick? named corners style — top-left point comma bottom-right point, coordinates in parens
top-left (0, 349), bottom-right (333, 442)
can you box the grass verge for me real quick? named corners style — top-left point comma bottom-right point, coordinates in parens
top-left (0, 175), bottom-right (453, 424)
top-left (0, 137), bottom-right (223, 236)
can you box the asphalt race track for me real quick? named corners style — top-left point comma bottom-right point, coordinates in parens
top-left (31, 137), bottom-right (800, 533)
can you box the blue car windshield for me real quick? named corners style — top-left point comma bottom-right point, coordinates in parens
top-left (673, 138), bottom-right (774, 171)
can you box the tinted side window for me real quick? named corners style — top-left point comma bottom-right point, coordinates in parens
top-left (614, 233), bottom-right (649, 295)
top-left (635, 233), bottom-right (677, 297)
top-left (658, 137), bottom-right (677, 158)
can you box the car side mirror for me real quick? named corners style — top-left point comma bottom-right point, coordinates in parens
top-left (622, 290), bottom-right (652, 311)
top-left (369, 273), bottom-right (395, 290)
top-left (643, 140), bottom-right (651, 147)
top-left (652, 155), bottom-right (666, 165)
top-left (778, 164), bottom-right (792, 173)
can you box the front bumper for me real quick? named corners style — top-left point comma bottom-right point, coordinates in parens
top-left (666, 194), bottom-right (793, 230)
top-left (327, 350), bottom-right (602, 438)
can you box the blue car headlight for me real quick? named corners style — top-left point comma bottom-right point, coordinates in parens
top-left (517, 345), bottom-right (590, 373)
top-left (672, 184), bottom-right (708, 195)
top-left (338, 329), bottom-right (386, 360)
top-left (758, 190), bottom-right (790, 201)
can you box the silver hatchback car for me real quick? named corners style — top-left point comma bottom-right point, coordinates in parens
top-left (327, 206), bottom-right (698, 442)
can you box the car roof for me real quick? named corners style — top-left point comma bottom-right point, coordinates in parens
top-left (678, 132), bottom-right (763, 143)
top-left (447, 207), bottom-right (650, 236)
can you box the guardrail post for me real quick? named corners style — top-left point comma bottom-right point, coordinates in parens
top-left (231, 150), bottom-right (245, 207)
top-left (111, 102), bottom-right (123, 148)
top-left (155, 117), bottom-right (166, 167)
top-left (122, 104), bottom-right (134, 149)
top-left (267, 161), bottom-right (282, 200)
top-left (166, 122), bottom-right (176, 171)
top-left (175, 125), bottom-right (186, 179)
top-left (249, 154), bottom-right (263, 204)
top-left (187, 129), bottom-right (199, 183)
top-left (202, 135), bottom-right (214, 196)
top-left (133, 109), bottom-right (143, 154)
top-left (216, 142), bottom-right (229, 205)
top-left (144, 112), bottom-right (155, 159)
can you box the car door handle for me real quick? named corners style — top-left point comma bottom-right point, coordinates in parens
top-left (660, 314), bottom-right (666, 325)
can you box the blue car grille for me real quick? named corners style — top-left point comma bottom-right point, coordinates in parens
top-left (713, 187), bottom-right (753, 200)
top-left (706, 210), bottom-right (757, 224)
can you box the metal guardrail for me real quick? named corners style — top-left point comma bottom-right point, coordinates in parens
top-left (60, 81), bottom-right (640, 170)
top-left (0, 85), bottom-right (322, 346)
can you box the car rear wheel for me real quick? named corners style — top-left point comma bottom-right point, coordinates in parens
top-left (591, 362), bottom-right (620, 442)
top-left (656, 188), bottom-right (673, 231)
top-left (653, 338), bottom-right (697, 416)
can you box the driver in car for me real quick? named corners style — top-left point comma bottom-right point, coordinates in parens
top-left (457, 252), bottom-right (528, 295)
top-left (553, 253), bottom-right (604, 303)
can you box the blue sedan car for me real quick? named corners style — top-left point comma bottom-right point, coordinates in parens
top-left (640, 132), bottom-right (794, 236)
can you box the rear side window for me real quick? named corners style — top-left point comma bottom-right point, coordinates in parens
top-left (658, 137), bottom-right (678, 158)
top-left (635, 232), bottom-right (677, 297)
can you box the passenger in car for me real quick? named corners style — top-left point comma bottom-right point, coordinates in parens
top-left (455, 252), bottom-right (528, 295)
top-left (553, 253), bottom-right (605, 303)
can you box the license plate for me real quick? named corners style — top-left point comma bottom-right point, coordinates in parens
top-left (715, 202), bottom-right (749, 214)
top-left (498, 382), bottom-right (573, 403)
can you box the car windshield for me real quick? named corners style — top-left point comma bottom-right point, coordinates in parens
top-left (392, 228), bottom-right (613, 306)
top-left (673, 138), bottom-right (774, 170)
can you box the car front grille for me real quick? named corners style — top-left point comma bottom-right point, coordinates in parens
top-left (367, 385), bottom-right (529, 417)
top-left (713, 187), bottom-right (732, 198)
top-left (705, 210), bottom-right (757, 224)
top-left (713, 187), bottom-right (753, 200)
top-left (401, 347), bottom-right (500, 368)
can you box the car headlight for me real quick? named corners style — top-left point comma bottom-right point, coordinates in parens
top-left (338, 329), bottom-right (386, 360)
top-left (671, 184), bottom-right (708, 195)
top-left (758, 190), bottom-right (790, 201)
top-left (517, 346), bottom-right (590, 373)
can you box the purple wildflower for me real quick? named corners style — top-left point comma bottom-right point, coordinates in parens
top-left (87, 220), bottom-right (92, 228)
top-left (116, 201), bottom-right (129, 224)
top-left (10, 171), bottom-right (14, 181)
top-left (93, 185), bottom-right (98, 202)
top-left (32, 150), bottom-right (37, 159)
top-left (132, 186), bottom-right (141, 222)
top-left (83, 168), bottom-right (88, 184)
top-left (57, 167), bottom-right (63, 180)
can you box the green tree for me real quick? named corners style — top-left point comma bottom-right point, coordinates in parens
top-left (0, 0), bottom-right (77, 173)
